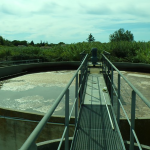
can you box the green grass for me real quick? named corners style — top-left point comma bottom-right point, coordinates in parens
top-left (0, 41), bottom-right (150, 64)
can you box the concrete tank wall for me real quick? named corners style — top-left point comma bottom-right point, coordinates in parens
top-left (0, 107), bottom-right (75, 150)
top-left (1, 61), bottom-right (150, 80)
top-left (0, 61), bottom-right (80, 80)
top-left (0, 107), bottom-right (150, 150)
top-left (120, 118), bottom-right (150, 146)
top-left (113, 62), bottom-right (150, 73)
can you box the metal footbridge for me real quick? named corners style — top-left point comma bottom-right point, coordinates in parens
top-left (70, 73), bottom-right (125, 150)
top-left (19, 52), bottom-right (150, 150)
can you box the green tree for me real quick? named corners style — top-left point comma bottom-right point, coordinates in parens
top-left (58, 42), bottom-right (65, 45)
top-left (20, 40), bottom-right (27, 46)
top-left (0, 36), bottom-right (4, 45)
top-left (40, 40), bottom-right (43, 46)
top-left (30, 40), bottom-right (34, 46)
top-left (86, 33), bottom-right (95, 42)
top-left (45, 41), bottom-right (48, 46)
top-left (12, 40), bottom-right (19, 46)
top-left (109, 28), bottom-right (134, 42)
top-left (4, 39), bottom-right (12, 46)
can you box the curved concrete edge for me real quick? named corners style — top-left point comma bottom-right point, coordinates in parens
top-left (36, 138), bottom-right (150, 150)
top-left (113, 62), bottom-right (150, 73)
top-left (37, 137), bottom-right (73, 150)
top-left (1, 61), bottom-right (150, 80)
top-left (0, 61), bottom-right (80, 79)
top-left (0, 107), bottom-right (75, 124)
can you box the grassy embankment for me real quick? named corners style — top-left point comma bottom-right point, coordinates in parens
top-left (0, 41), bottom-right (150, 64)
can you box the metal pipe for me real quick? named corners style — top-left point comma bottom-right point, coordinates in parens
top-left (69, 97), bottom-right (77, 121)
top-left (132, 130), bottom-right (142, 150)
top-left (102, 89), bottom-right (115, 130)
top-left (118, 99), bottom-right (131, 126)
top-left (103, 50), bottom-right (110, 55)
top-left (57, 127), bottom-right (67, 150)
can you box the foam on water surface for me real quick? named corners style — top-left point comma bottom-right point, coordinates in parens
top-left (0, 70), bottom-right (76, 115)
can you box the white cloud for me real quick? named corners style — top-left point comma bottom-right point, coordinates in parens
top-left (0, 0), bottom-right (150, 43)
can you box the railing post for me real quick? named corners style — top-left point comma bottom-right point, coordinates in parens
top-left (85, 57), bottom-right (87, 85)
top-left (107, 61), bottom-right (110, 77)
top-left (106, 60), bottom-right (109, 88)
top-left (75, 74), bottom-right (78, 126)
top-left (105, 60), bottom-right (108, 87)
top-left (104, 58), bottom-right (106, 80)
top-left (117, 74), bottom-right (121, 126)
top-left (111, 66), bottom-right (114, 105)
top-left (102, 55), bottom-right (103, 73)
top-left (83, 60), bottom-right (86, 92)
top-left (105, 59), bottom-right (107, 80)
top-left (65, 89), bottom-right (69, 150)
top-left (85, 58), bottom-right (87, 77)
top-left (107, 62), bottom-right (110, 94)
top-left (80, 66), bottom-right (83, 106)
top-left (86, 57), bottom-right (88, 77)
top-left (130, 90), bottom-right (136, 150)
top-left (85, 57), bottom-right (88, 83)
top-left (83, 57), bottom-right (88, 99)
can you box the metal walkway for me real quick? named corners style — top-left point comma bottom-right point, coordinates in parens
top-left (19, 53), bottom-right (150, 150)
top-left (70, 73), bottom-right (126, 150)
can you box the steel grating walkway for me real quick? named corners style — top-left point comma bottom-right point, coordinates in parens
top-left (70, 73), bottom-right (126, 150)
top-left (71, 105), bottom-right (125, 150)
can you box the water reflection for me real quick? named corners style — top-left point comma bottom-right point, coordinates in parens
top-left (0, 71), bottom-right (76, 116)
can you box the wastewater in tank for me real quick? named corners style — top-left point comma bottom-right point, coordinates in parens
top-left (0, 70), bottom-right (77, 116)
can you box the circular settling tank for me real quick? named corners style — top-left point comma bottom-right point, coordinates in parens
top-left (0, 70), bottom-right (76, 116)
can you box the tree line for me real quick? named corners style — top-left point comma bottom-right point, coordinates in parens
top-left (86, 28), bottom-right (134, 42)
top-left (0, 28), bottom-right (142, 47)
top-left (0, 36), bottom-right (65, 47)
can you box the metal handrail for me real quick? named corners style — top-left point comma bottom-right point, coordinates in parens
top-left (19, 54), bottom-right (88, 150)
top-left (103, 50), bottom-right (110, 55)
top-left (103, 54), bottom-right (150, 108)
top-left (102, 53), bottom-right (150, 150)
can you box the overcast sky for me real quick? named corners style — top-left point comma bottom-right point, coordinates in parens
top-left (0, 0), bottom-right (150, 44)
